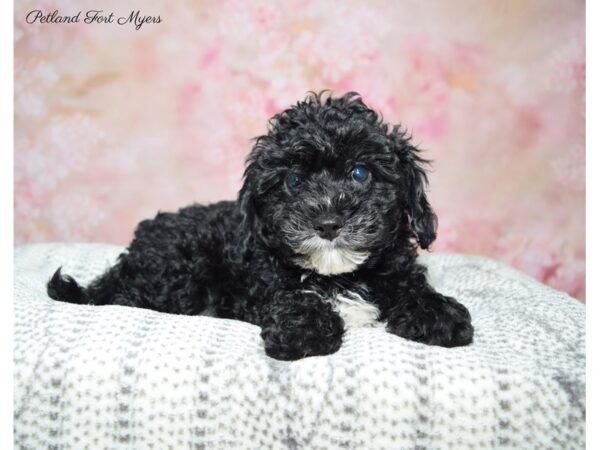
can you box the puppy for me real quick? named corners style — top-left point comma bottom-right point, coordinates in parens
top-left (48, 91), bottom-right (473, 361)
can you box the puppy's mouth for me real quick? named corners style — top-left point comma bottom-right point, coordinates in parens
top-left (293, 236), bottom-right (370, 276)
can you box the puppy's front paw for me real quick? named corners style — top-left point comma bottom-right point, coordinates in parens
top-left (262, 324), bottom-right (343, 361)
top-left (387, 293), bottom-right (473, 347)
top-left (260, 293), bottom-right (344, 361)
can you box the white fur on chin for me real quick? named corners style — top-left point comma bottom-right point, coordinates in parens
top-left (295, 237), bottom-right (369, 275)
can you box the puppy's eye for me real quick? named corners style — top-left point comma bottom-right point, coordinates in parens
top-left (285, 173), bottom-right (301, 189)
top-left (351, 165), bottom-right (370, 183)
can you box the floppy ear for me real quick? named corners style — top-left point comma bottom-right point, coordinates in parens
top-left (237, 155), bottom-right (259, 255)
top-left (405, 152), bottom-right (438, 249)
top-left (389, 127), bottom-right (438, 249)
top-left (237, 136), bottom-right (282, 254)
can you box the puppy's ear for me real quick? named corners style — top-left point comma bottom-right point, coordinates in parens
top-left (390, 128), bottom-right (438, 249)
top-left (237, 135), bottom-right (281, 252)
top-left (238, 155), bottom-right (258, 231)
top-left (405, 153), bottom-right (438, 249)
top-left (237, 157), bottom-right (259, 256)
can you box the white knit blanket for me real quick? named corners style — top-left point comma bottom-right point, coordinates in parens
top-left (14, 243), bottom-right (585, 449)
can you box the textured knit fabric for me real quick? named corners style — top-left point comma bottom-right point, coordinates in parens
top-left (14, 243), bottom-right (585, 449)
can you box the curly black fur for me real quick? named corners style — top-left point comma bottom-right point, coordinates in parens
top-left (48, 91), bottom-right (473, 361)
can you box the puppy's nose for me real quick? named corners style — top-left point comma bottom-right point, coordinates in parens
top-left (313, 213), bottom-right (344, 240)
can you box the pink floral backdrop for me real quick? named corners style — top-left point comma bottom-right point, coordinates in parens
top-left (14, 0), bottom-right (585, 300)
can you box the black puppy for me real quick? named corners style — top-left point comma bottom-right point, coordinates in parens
top-left (48, 91), bottom-right (473, 361)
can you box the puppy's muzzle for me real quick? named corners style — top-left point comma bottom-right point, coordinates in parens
top-left (312, 213), bottom-right (344, 240)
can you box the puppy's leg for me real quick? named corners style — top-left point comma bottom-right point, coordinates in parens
top-left (386, 292), bottom-right (473, 347)
top-left (379, 269), bottom-right (473, 347)
top-left (260, 291), bottom-right (344, 361)
top-left (48, 211), bottom-right (214, 315)
top-left (49, 250), bottom-right (212, 315)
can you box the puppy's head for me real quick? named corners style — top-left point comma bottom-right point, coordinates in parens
top-left (239, 91), bottom-right (437, 275)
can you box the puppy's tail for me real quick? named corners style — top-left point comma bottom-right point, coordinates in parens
top-left (47, 268), bottom-right (89, 305)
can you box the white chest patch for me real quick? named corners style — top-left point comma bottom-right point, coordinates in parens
top-left (300, 281), bottom-right (381, 330)
top-left (333, 290), bottom-right (381, 329)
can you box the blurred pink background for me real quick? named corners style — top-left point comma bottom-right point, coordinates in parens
top-left (14, 0), bottom-right (585, 300)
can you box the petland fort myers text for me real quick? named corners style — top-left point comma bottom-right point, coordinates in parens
top-left (25, 10), bottom-right (161, 31)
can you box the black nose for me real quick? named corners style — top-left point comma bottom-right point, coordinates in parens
top-left (313, 214), bottom-right (344, 240)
